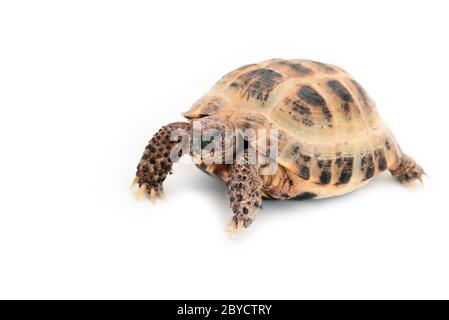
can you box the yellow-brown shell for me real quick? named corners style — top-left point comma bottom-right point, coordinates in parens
top-left (183, 58), bottom-right (403, 199)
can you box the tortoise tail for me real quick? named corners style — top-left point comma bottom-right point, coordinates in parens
top-left (390, 154), bottom-right (426, 187)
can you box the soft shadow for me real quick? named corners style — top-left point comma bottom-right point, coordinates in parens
top-left (261, 172), bottom-right (401, 217)
top-left (167, 163), bottom-right (230, 219)
top-left (167, 164), bottom-right (404, 229)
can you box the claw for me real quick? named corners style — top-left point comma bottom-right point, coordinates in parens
top-left (150, 188), bottom-right (157, 204)
top-left (226, 219), bottom-right (244, 239)
top-left (136, 185), bottom-right (146, 201)
top-left (404, 180), bottom-right (415, 190)
top-left (130, 177), bottom-right (138, 190)
top-left (133, 182), bottom-right (165, 204)
top-left (418, 177), bottom-right (424, 188)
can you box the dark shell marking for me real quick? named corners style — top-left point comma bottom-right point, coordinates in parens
top-left (361, 152), bottom-right (375, 180)
top-left (297, 86), bottom-right (333, 125)
top-left (316, 158), bottom-right (332, 185)
top-left (326, 80), bottom-right (354, 115)
top-left (290, 143), bottom-right (313, 181)
top-left (301, 154), bottom-right (311, 162)
top-left (298, 85), bottom-right (325, 106)
top-left (319, 171), bottom-right (332, 184)
top-left (317, 158), bottom-right (332, 169)
top-left (291, 192), bottom-right (317, 201)
top-left (284, 98), bottom-right (314, 127)
top-left (335, 156), bottom-right (354, 185)
top-left (337, 169), bottom-right (352, 185)
top-left (299, 165), bottom-right (310, 180)
top-left (351, 79), bottom-right (373, 111)
top-left (239, 114), bottom-right (268, 130)
top-left (277, 60), bottom-right (313, 75)
top-left (308, 60), bottom-right (336, 73)
top-left (200, 96), bottom-right (226, 114)
top-left (327, 80), bottom-right (353, 102)
top-left (230, 68), bottom-right (283, 103)
top-left (374, 149), bottom-right (387, 171)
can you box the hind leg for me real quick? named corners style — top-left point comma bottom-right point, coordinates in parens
top-left (390, 154), bottom-right (426, 188)
top-left (133, 122), bottom-right (190, 202)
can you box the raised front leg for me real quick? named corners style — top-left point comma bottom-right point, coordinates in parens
top-left (226, 158), bottom-right (263, 235)
top-left (133, 122), bottom-right (190, 202)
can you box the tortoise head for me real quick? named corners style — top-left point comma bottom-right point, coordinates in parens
top-left (190, 116), bottom-right (235, 165)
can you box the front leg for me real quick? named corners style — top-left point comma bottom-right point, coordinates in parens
top-left (133, 122), bottom-right (190, 202)
top-left (226, 158), bottom-right (263, 235)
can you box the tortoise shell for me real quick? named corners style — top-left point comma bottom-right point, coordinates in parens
top-left (182, 58), bottom-right (403, 199)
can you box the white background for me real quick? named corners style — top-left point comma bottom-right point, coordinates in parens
top-left (1, 0), bottom-right (448, 299)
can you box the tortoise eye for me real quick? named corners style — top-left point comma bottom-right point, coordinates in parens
top-left (201, 136), bottom-right (215, 149)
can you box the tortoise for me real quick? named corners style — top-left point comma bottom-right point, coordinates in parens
top-left (132, 58), bottom-right (425, 234)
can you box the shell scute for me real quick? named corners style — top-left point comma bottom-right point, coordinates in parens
top-left (229, 68), bottom-right (284, 103)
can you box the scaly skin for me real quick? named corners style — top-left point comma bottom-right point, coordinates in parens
top-left (390, 154), bottom-right (426, 187)
top-left (134, 122), bottom-right (189, 202)
top-left (226, 154), bottom-right (262, 235)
